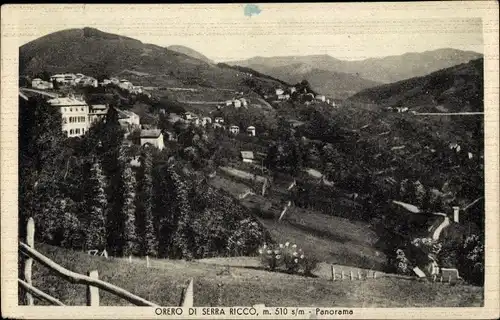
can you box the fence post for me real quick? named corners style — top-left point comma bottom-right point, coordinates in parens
top-left (146, 255), bottom-right (150, 268)
top-left (341, 270), bottom-right (344, 280)
top-left (86, 270), bottom-right (100, 306)
top-left (129, 255), bottom-right (132, 264)
top-left (350, 270), bottom-right (353, 281)
top-left (358, 271), bottom-right (361, 280)
top-left (24, 217), bottom-right (35, 305)
top-left (331, 266), bottom-right (335, 281)
top-left (373, 271), bottom-right (377, 279)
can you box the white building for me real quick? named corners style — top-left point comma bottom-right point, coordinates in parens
top-left (233, 99), bottom-right (242, 108)
top-left (118, 79), bottom-right (133, 90)
top-left (289, 87), bottom-right (297, 94)
top-left (131, 86), bottom-right (143, 94)
top-left (140, 129), bottom-right (164, 150)
top-left (48, 96), bottom-right (90, 138)
top-left (315, 95), bottom-right (326, 102)
top-left (214, 117), bottom-right (224, 124)
top-left (117, 108), bottom-right (140, 131)
top-left (201, 117), bottom-right (212, 126)
top-left (31, 78), bottom-right (53, 90)
top-left (240, 98), bottom-right (248, 107)
top-left (240, 151), bottom-right (255, 163)
top-left (229, 125), bottom-right (240, 135)
top-left (246, 126), bottom-right (256, 137)
top-left (275, 88), bottom-right (284, 96)
top-left (50, 73), bottom-right (77, 85)
top-left (225, 100), bottom-right (233, 106)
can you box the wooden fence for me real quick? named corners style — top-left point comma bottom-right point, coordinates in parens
top-left (19, 217), bottom-right (193, 307)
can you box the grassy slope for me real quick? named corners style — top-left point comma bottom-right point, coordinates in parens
top-left (349, 58), bottom-right (484, 113)
top-left (25, 244), bottom-right (483, 307)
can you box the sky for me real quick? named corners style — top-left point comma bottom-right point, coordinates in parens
top-left (11, 4), bottom-right (484, 62)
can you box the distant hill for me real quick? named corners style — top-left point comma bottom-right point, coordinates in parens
top-left (226, 49), bottom-right (483, 95)
top-left (265, 63), bottom-right (382, 99)
top-left (349, 58), bottom-right (484, 113)
top-left (167, 45), bottom-right (214, 65)
top-left (19, 27), bottom-right (284, 94)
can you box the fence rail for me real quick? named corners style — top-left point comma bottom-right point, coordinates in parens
top-left (18, 217), bottom-right (193, 307)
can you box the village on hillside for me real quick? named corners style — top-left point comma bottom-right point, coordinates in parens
top-left (12, 15), bottom-right (488, 311)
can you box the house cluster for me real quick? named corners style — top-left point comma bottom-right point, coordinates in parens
top-left (385, 106), bottom-right (409, 113)
top-left (47, 95), bottom-right (164, 150)
top-left (50, 73), bottom-right (98, 87)
top-left (222, 97), bottom-right (249, 108)
top-left (101, 78), bottom-right (146, 95)
top-left (181, 112), bottom-right (256, 137)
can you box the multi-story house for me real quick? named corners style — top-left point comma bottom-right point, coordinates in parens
top-left (48, 96), bottom-right (90, 137)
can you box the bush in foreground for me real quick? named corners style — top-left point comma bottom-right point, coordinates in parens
top-left (258, 242), bottom-right (319, 276)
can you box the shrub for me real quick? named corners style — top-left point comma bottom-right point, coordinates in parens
top-left (258, 242), bottom-right (318, 276)
top-left (395, 249), bottom-right (412, 275)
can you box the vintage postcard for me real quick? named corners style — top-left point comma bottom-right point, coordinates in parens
top-left (1, 2), bottom-right (499, 319)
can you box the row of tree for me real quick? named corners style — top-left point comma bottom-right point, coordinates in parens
top-left (19, 96), bottom-right (267, 259)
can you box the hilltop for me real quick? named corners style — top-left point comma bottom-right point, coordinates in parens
top-left (349, 58), bottom-right (484, 113)
top-left (19, 27), bottom-right (285, 94)
top-left (226, 49), bottom-right (482, 96)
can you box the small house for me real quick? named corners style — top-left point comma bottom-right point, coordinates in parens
top-left (229, 125), bottom-right (240, 135)
top-left (247, 126), bottom-right (256, 137)
top-left (233, 99), bottom-right (242, 108)
top-left (275, 88), bottom-right (284, 96)
top-left (240, 98), bottom-right (248, 107)
top-left (184, 112), bottom-right (193, 120)
top-left (240, 151), bottom-right (255, 163)
top-left (117, 109), bottom-right (140, 130)
top-left (140, 129), bottom-right (164, 151)
top-left (213, 123), bottom-right (224, 130)
top-left (202, 117), bottom-right (212, 126)
top-left (214, 117), bottom-right (224, 124)
top-left (289, 87), bottom-right (296, 94)
top-left (315, 95), bottom-right (326, 102)
top-left (225, 100), bottom-right (233, 106)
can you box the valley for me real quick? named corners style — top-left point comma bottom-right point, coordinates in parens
top-left (17, 26), bottom-right (485, 308)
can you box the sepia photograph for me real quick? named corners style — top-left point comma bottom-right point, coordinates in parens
top-left (1, 2), bottom-right (499, 319)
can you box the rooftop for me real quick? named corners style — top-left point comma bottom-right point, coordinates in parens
top-left (91, 104), bottom-right (107, 110)
top-left (240, 151), bottom-right (254, 160)
top-left (140, 129), bottom-right (162, 138)
top-left (48, 97), bottom-right (88, 107)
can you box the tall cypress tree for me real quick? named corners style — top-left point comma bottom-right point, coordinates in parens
top-left (19, 96), bottom-right (66, 241)
top-left (122, 164), bottom-right (138, 256)
top-left (85, 160), bottom-right (108, 251)
top-left (137, 150), bottom-right (157, 256)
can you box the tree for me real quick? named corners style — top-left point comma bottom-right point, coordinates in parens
top-left (85, 160), bottom-right (108, 251)
top-left (154, 163), bottom-right (193, 259)
top-left (122, 164), bottom-right (138, 256)
top-left (137, 150), bottom-right (157, 256)
top-left (18, 96), bottom-right (66, 239)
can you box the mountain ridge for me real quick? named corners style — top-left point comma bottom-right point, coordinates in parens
top-left (225, 49), bottom-right (483, 96)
